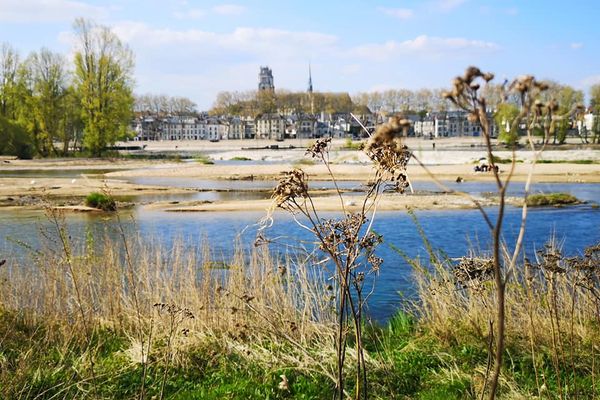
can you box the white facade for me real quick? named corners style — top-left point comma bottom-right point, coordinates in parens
top-left (256, 114), bottom-right (285, 140)
top-left (162, 117), bottom-right (206, 140)
top-left (206, 118), bottom-right (227, 141)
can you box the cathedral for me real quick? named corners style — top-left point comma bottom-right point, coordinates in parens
top-left (258, 66), bottom-right (274, 91)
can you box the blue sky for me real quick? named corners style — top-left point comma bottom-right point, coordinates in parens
top-left (1, 0), bottom-right (599, 109)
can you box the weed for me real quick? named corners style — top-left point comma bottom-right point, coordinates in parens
top-left (526, 192), bottom-right (579, 206)
top-left (85, 192), bottom-right (117, 211)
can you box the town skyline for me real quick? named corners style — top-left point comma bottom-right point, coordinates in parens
top-left (1, 0), bottom-right (599, 110)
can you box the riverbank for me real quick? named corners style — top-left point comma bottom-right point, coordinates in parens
top-left (146, 193), bottom-right (524, 212)
top-left (1, 140), bottom-right (599, 211)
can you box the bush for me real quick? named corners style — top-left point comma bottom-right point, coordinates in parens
top-left (0, 116), bottom-right (33, 159)
top-left (85, 192), bottom-right (117, 211)
top-left (194, 155), bottom-right (214, 164)
top-left (526, 192), bottom-right (579, 206)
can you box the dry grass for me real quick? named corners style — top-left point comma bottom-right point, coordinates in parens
top-left (410, 237), bottom-right (600, 397)
top-left (0, 209), bottom-right (343, 382)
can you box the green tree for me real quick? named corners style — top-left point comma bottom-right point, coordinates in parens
top-left (590, 84), bottom-right (600, 144)
top-left (494, 103), bottom-right (520, 145)
top-left (0, 43), bottom-right (20, 120)
top-left (73, 18), bottom-right (134, 156)
top-left (26, 49), bottom-right (72, 156)
top-left (0, 115), bottom-right (32, 158)
top-left (591, 84), bottom-right (600, 113)
top-left (541, 81), bottom-right (584, 144)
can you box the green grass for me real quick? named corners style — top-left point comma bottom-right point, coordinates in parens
top-left (85, 192), bottom-right (117, 211)
top-left (526, 192), bottom-right (580, 206)
top-left (194, 155), bottom-right (214, 164)
top-left (343, 138), bottom-right (364, 150)
top-left (2, 308), bottom-right (599, 399)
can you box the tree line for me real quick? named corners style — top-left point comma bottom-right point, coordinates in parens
top-left (2, 17), bottom-right (600, 158)
top-left (0, 19), bottom-right (134, 158)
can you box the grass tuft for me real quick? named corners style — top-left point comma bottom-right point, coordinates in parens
top-left (85, 192), bottom-right (117, 211)
top-left (526, 192), bottom-right (579, 206)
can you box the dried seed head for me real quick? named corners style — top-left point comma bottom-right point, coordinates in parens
top-left (483, 72), bottom-right (494, 82)
top-left (272, 169), bottom-right (309, 208)
top-left (464, 66), bottom-right (482, 83)
top-left (306, 137), bottom-right (331, 158)
top-left (364, 115), bottom-right (412, 187)
top-left (441, 90), bottom-right (454, 100)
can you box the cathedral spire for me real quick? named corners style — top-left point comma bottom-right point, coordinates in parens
top-left (307, 63), bottom-right (313, 94)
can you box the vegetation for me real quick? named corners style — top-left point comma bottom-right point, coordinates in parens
top-left (0, 19), bottom-right (133, 159)
top-left (537, 159), bottom-right (596, 164)
top-left (494, 103), bottom-right (520, 145)
top-left (0, 115), bottom-right (32, 158)
top-left (343, 137), bottom-right (364, 150)
top-left (85, 192), bottom-right (117, 211)
top-left (1, 212), bottom-right (598, 399)
top-left (409, 236), bottom-right (600, 399)
top-left (526, 192), bottom-right (579, 206)
top-left (194, 154), bottom-right (214, 164)
top-left (73, 19), bottom-right (135, 157)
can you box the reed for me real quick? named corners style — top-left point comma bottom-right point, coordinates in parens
top-left (409, 236), bottom-right (600, 398)
top-left (0, 212), bottom-right (342, 398)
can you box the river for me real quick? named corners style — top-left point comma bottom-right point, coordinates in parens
top-left (1, 176), bottom-right (598, 321)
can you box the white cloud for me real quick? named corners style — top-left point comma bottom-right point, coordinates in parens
top-left (378, 7), bottom-right (414, 20)
top-left (505, 7), bottom-right (518, 15)
top-left (0, 0), bottom-right (107, 22)
top-left (350, 35), bottom-right (498, 61)
top-left (212, 4), bottom-right (246, 15)
top-left (570, 42), bottom-right (584, 50)
top-left (434, 0), bottom-right (467, 11)
top-left (109, 22), bottom-right (338, 55)
top-left (56, 21), bottom-right (499, 109)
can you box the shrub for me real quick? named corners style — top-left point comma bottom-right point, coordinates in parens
top-left (526, 192), bottom-right (579, 206)
top-left (85, 192), bottom-right (117, 211)
top-left (194, 155), bottom-right (214, 164)
top-left (0, 116), bottom-right (33, 159)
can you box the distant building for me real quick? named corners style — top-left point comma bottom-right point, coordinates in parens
top-left (258, 66), bottom-right (274, 91)
top-left (411, 111), bottom-right (497, 138)
top-left (162, 116), bottom-right (205, 141)
top-left (256, 113), bottom-right (285, 140)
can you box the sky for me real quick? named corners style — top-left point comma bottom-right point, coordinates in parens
top-left (1, 0), bottom-right (599, 110)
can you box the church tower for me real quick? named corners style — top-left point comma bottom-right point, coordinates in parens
top-left (258, 66), bottom-right (274, 91)
top-left (307, 63), bottom-right (314, 114)
top-left (307, 63), bottom-right (313, 94)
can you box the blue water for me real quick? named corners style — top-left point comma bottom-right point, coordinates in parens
top-left (1, 199), bottom-right (599, 322)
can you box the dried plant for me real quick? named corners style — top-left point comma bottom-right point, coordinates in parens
top-left (412, 239), bottom-right (600, 399)
top-left (266, 127), bottom-right (409, 399)
top-left (153, 302), bottom-right (194, 400)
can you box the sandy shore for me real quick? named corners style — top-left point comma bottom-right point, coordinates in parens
top-left (144, 193), bottom-right (524, 213)
top-left (0, 176), bottom-right (194, 208)
top-left (105, 162), bottom-right (600, 184)
top-left (1, 139), bottom-right (598, 211)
